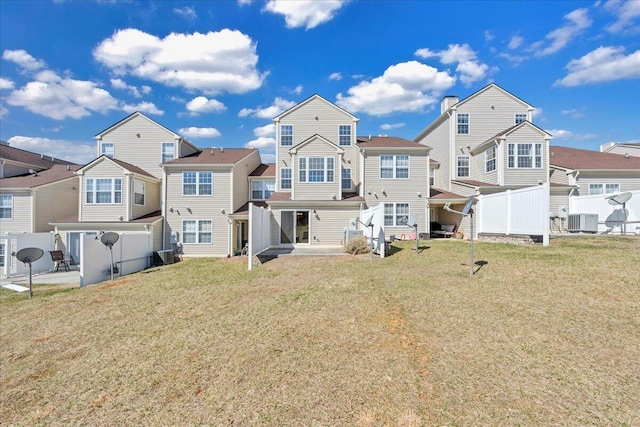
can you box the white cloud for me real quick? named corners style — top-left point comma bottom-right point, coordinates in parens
top-left (336, 61), bottom-right (455, 116)
top-left (110, 78), bottom-right (147, 97)
top-left (263, 0), bottom-right (348, 30)
top-left (484, 30), bottom-right (495, 42)
top-left (328, 72), bottom-right (342, 81)
top-left (93, 28), bottom-right (266, 95)
top-left (7, 69), bottom-right (120, 120)
top-left (174, 6), bottom-right (197, 21)
top-left (530, 8), bottom-right (591, 57)
top-left (253, 123), bottom-right (275, 137)
top-left (121, 101), bottom-right (164, 115)
top-left (293, 84), bottom-right (303, 94)
top-left (7, 136), bottom-right (96, 164)
top-left (546, 129), bottom-right (597, 140)
top-left (2, 49), bottom-right (46, 71)
top-left (561, 108), bottom-right (584, 119)
top-left (531, 107), bottom-right (544, 120)
top-left (244, 136), bottom-right (276, 150)
top-left (238, 97), bottom-right (295, 118)
top-left (178, 127), bottom-right (221, 138)
top-left (415, 44), bottom-right (493, 86)
top-left (0, 103), bottom-right (8, 117)
top-left (140, 85), bottom-right (152, 94)
top-left (0, 77), bottom-right (15, 90)
top-left (604, 0), bottom-right (640, 33)
top-left (498, 52), bottom-right (528, 67)
top-left (508, 35), bottom-right (524, 49)
top-left (237, 0), bottom-right (252, 5)
top-left (380, 123), bottom-right (405, 130)
top-left (554, 46), bottom-right (640, 86)
top-left (260, 152), bottom-right (276, 163)
top-left (186, 96), bottom-right (226, 115)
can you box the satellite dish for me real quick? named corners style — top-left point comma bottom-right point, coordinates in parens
top-left (405, 215), bottom-right (418, 228)
top-left (100, 232), bottom-right (120, 280)
top-left (363, 215), bottom-right (374, 227)
top-left (461, 196), bottom-right (477, 215)
top-left (15, 247), bottom-right (44, 298)
top-left (607, 192), bottom-right (632, 205)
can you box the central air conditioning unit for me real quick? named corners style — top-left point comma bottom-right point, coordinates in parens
top-left (344, 229), bottom-right (364, 246)
top-left (568, 213), bottom-right (598, 233)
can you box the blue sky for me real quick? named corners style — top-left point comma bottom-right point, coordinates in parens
top-left (1, 0), bottom-right (639, 165)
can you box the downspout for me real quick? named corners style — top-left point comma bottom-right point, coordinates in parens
top-left (31, 189), bottom-right (37, 233)
top-left (161, 166), bottom-right (167, 250)
top-left (447, 109), bottom-right (454, 192)
top-left (77, 172), bottom-right (83, 222)
top-left (127, 173), bottom-right (133, 221)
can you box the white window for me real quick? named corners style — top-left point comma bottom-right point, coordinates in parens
top-left (182, 219), bottom-right (212, 244)
top-left (515, 114), bottom-right (527, 125)
top-left (384, 203), bottom-right (410, 227)
top-left (162, 142), bottom-right (174, 163)
top-left (339, 125), bottom-right (352, 146)
top-left (457, 113), bottom-right (469, 134)
top-left (280, 168), bottom-right (291, 190)
top-left (134, 180), bottom-right (145, 206)
top-left (0, 243), bottom-right (5, 268)
top-left (342, 168), bottom-right (351, 190)
top-left (457, 156), bottom-right (470, 178)
top-left (380, 155), bottom-right (409, 179)
top-left (508, 143), bottom-right (543, 169)
top-left (101, 142), bottom-right (114, 158)
top-left (183, 172), bottom-right (212, 196)
top-left (429, 167), bottom-right (435, 187)
top-left (251, 180), bottom-right (275, 200)
top-left (485, 146), bottom-right (496, 172)
top-left (280, 125), bottom-right (293, 146)
top-left (0, 195), bottom-right (13, 219)
top-left (589, 183), bottom-right (620, 195)
top-left (299, 157), bottom-right (334, 183)
top-left (86, 178), bottom-right (122, 204)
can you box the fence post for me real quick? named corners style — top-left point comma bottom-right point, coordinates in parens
top-left (506, 190), bottom-right (512, 235)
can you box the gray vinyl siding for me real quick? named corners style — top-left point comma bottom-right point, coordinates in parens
top-left (131, 179), bottom-right (161, 219)
top-left (2, 164), bottom-right (31, 178)
top-left (179, 141), bottom-right (199, 158)
top-left (416, 118), bottom-right (450, 190)
top-left (450, 182), bottom-right (477, 197)
top-left (270, 212), bottom-right (279, 246)
top-left (606, 145), bottom-right (640, 157)
top-left (164, 168), bottom-right (232, 257)
top-left (34, 178), bottom-right (79, 232)
top-left (99, 114), bottom-right (177, 179)
top-left (232, 151), bottom-right (261, 211)
top-left (151, 221), bottom-right (163, 251)
top-left (502, 127), bottom-right (548, 186)
top-left (0, 191), bottom-right (32, 233)
top-left (293, 140), bottom-right (341, 200)
top-left (573, 172), bottom-right (640, 196)
top-left (549, 167), bottom-right (570, 185)
top-left (80, 161), bottom-right (129, 222)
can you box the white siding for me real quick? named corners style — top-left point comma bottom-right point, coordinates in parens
top-left (34, 178), bottom-right (79, 232)
top-left (0, 191), bottom-right (32, 233)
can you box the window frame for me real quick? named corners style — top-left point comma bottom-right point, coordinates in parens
top-left (251, 180), bottom-right (275, 200)
top-left (182, 219), bottom-right (212, 244)
top-left (161, 142), bottom-right (175, 164)
top-left (507, 143), bottom-right (543, 169)
top-left (0, 242), bottom-right (5, 268)
top-left (133, 179), bottom-right (145, 206)
top-left (457, 155), bottom-right (470, 178)
top-left (515, 113), bottom-right (527, 125)
top-left (341, 167), bottom-right (352, 190)
top-left (0, 194), bottom-right (13, 219)
top-left (589, 183), bottom-right (620, 195)
top-left (457, 113), bottom-right (470, 135)
top-left (429, 167), bottom-right (435, 187)
top-left (384, 202), bottom-right (410, 227)
top-left (485, 146), bottom-right (496, 173)
top-left (182, 171), bottom-right (213, 196)
top-left (280, 124), bottom-right (293, 146)
top-left (298, 157), bottom-right (334, 183)
top-left (339, 125), bottom-right (352, 146)
top-left (101, 142), bottom-right (114, 158)
top-left (85, 178), bottom-right (122, 205)
top-left (280, 168), bottom-right (292, 190)
top-left (379, 154), bottom-right (410, 179)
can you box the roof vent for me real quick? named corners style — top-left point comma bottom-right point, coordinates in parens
top-left (625, 153), bottom-right (630, 159)
top-left (29, 169), bottom-right (37, 176)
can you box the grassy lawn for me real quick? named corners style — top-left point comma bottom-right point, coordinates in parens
top-left (1, 237), bottom-right (639, 426)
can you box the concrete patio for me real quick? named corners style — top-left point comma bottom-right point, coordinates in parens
top-left (1, 267), bottom-right (80, 287)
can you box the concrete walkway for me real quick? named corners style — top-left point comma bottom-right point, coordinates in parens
top-left (259, 246), bottom-right (347, 257)
top-left (1, 267), bottom-right (80, 286)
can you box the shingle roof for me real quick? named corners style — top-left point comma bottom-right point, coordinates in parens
top-left (453, 179), bottom-right (498, 187)
top-left (356, 136), bottom-right (428, 149)
top-left (163, 148), bottom-right (257, 166)
top-left (109, 157), bottom-right (156, 178)
top-left (0, 164), bottom-right (80, 189)
top-left (266, 192), bottom-right (365, 202)
top-left (430, 188), bottom-right (467, 200)
top-left (232, 201), bottom-right (268, 215)
top-left (249, 163), bottom-right (276, 177)
top-left (0, 144), bottom-right (77, 169)
top-left (550, 146), bottom-right (640, 170)
top-left (51, 210), bottom-right (163, 224)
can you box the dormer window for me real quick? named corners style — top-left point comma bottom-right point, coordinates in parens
top-left (457, 113), bottom-right (469, 134)
top-left (101, 142), bottom-right (114, 158)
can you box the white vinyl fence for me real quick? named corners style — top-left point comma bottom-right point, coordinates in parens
top-left (477, 183), bottom-right (550, 246)
top-left (248, 203), bottom-right (271, 270)
top-left (361, 204), bottom-right (386, 258)
top-left (2, 232), bottom-right (55, 278)
top-left (569, 190), bottom-right (640, 234)
top-left (80, 232), bottom-right (151, 287)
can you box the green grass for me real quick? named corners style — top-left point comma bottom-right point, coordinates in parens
top-left (1, 237), bottom-right (639, 426)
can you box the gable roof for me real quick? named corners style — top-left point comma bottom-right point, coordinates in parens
top-left (273, 93), bottom-right (358, 122)
top-left (0, 143), bottom-right (77, 170)
top-left (356, 135), bottom-right (430, 151)
top-left (471, 121), bottom-right (552, 155)
top-left (162, 148), bottom-right (257, 166)
top-left (249, 163), bottom-right (276, 177)
top-left (76, 155), bottom-right (157, 179)
top-left (549, 146), bottom-right (640, 170)
top-left (0, 164), bottom-right (80, 189)
top-left (288, 134), bottom-right (344, 154)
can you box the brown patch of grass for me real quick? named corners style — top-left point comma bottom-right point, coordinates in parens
top-left (1, 237), bottom-right (639, 425)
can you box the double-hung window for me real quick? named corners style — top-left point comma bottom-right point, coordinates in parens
top-left (515, 114), bottom-right (527, 125)
top-left (0, 195), bottom-right (13, 219)
top-left (485, 146), bottom-right (496, 172)
top-left (161, 142), bottom-right (174, 163)
top-left (339, 125), bottom-right (352, 146)
top-left (380, 155), bottom-right (409, 179)
top-left (589, 183), bottom-right (620, 195)
top-left (508, 143), bottom-right (542, 168)
top-left (182, 219), bottom-right (212, 244)
top-left (134, 180), bottom-right (145, 206)
top-left (183, 172), bottom-right (212, 195)
top-left (384, 203), bottom-right (410, 227)
top-left (86, 178), bottom-right (122, 204)
top-left (299, 157), bottom-right (334, 183)
top-left (457, 156), bottom-right (470, 178)
top-left (280, 168), bottom-right (292, 190)
top-left (101, 142), bottom-right (114, 158)
top-left (251, 180), bottom-right (275, 200)
top-left (280, 125), bottom-right (293, 146)
top-left (0, 242), bottom-right (5, 268)
top-left (457, 113), bottom-right (469, 134)
top-left (342, 168), bottom-right (351, 190)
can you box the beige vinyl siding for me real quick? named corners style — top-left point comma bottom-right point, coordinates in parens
top-left (0, 191), bottom-right (32, 233)
top-left (416, 118), bottom-right (450, 190)
top-left (450, 182), bottom-right (477, 197)
top-left (33, 178), bottom-right (79, 232)
top-left (232, 151), bottom-right (261, 211)
top-left (99, 114), bottom-right (176, 179)
top-left (502, 127), bottom-right (548, 186)
top-left (605, 145), bottom-right (640, 157)
top-left (2, 164), bottom-right (32, 178)
top-left (179, 141), bottom-right (199, 158)
top-left (270, 212), bottom-right (279, 246)
top-left (151, 221), bottom-right (163, 251)
top-left (573, 172), bottom-right (640, 196)
top-left (550, 192), bottom-right (570, 219)
top-left (549, 167), bottom-right (570, 185)
top-left (472, 146), bottom-right (499, 184)
top-left (310, 206), bottom-right (360, 245)
top-left (293, 140), bottom-right (341, 200)
top-left (164, 168), bottom-right (232, 257)
top-left (131, 179), bottom-right (161, 219)
top-left (80, 161), bottom-right (129, 222)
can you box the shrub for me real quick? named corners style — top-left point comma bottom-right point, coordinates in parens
top-left (344, 236), bottom-right (370, 255)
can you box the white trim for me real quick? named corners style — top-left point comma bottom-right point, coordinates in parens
top-left (280, 124), bottom-right (294, 147)
top-left (456, 155), bottom-right (470, 178)
top-left (456, 112), bottom-right (470, 135)
top-left (85, 178), bottom-right (123, 204)
top-left (383, 202), bottom-right (410, 227)
top-left (379, 154), bottom-right (410, 179)
top-left (0, 194), bottom-right (13, 220)
top-left (181, 219), bottom-right (213, 244)
top-left (182, 171), bottom-right (213, 196)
